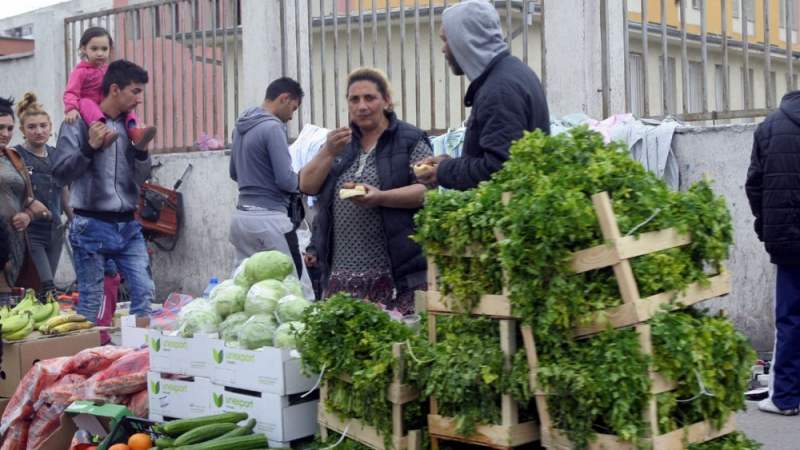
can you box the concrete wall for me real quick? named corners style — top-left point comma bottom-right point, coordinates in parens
top-left (672, 124), bottom-right (774, 352)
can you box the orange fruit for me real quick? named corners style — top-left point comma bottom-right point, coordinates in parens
top-left (127, 433), bottom-right (153, 450)
top-left (109, 445), bottom-right (130, 450)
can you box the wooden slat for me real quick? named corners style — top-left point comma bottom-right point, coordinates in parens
top-left (499, 320), bottom-right (518, 426)
top-left (386, 384), bottom-right (420, 405)
top-left (428, 313), bottom-right (439, 417)
top-left (392, 343), bottom-right (404, 438)
top-left (521, 326), bottom-right (543, 394)
top-left (637, 324), bottom-right (660, 439)
top-left (651, 372), bottom-right (678, 395)
top-left (426, 291), bottom-right (514, 318)
top-left (438, 244), bottom-right (484, 258)
top-left (574, 273), bottom-right (732, 337)
top-left (428, 415), bottom-right (540, 448)
top-left (427, 256), bottom-right (438, 292)
top-left (407, 430), bottom-right (422, 450)
top-left (541, 428), bottom-right (643, 450)
top-left (616, 228), bottom-right (692, 260)
top-left (413, 290), bottom-right (427, 314)
top-left (591, 192), bottom-right (642, 304)
top-left (319, 404), bottom-right (406, 450)
top-left (654, 414), bottom-right (736, 450)
top-left (570, 243), bottom-right (620, 274)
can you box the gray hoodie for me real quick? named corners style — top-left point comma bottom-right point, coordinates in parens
top-left (229, 106), bottom-right (298, 212)
top-left (442, 0), bottom-right (509, 82)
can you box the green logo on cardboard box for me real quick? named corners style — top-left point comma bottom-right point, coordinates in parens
top-left (213, 392), bottom-right (224, 408)
top-left (213, 348), bottom-right (224, 364)
top-left (150, 381), bottom-right (160, 394)
top-left (152, 338), bottom-right (161, 352)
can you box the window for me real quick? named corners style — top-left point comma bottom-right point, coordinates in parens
top-left (688, 61), bottom-right (704, 113)
top-left (128, 10), bottom-right (141, 41)
top-left (692, 0), bottom-right (700, 9)
top-left (779, 0), bottom-right (798, 30)
top-left (659, 57), bottom-right (677, 115)
top-left (745, 0), bottom-right (756, 22)
top-left (732, 0), bottom-right (740, 18)
top-left (629, 53), bottom-right (645, 117)
top-left (715, 65), bottom-right (730, 124)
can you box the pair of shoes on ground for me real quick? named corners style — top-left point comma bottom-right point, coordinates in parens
top-left (758, 398), bottom-right (800, 416)
top-left (101, 125), bottom-right (157, 151)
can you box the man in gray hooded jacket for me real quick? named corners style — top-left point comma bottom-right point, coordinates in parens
top-left (229, 77), bottom-right (305, 277)
top-left (417, 0), bottom-right (550, 191)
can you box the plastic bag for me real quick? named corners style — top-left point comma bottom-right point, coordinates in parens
top-left (151, 293), bottom-right (195, 331)
top-left (63, 346), bottom-right (134, 376)
top-left (35, 374), bottom-right (86, 409)
top-left (238, 314), bottom-right (278, 350)
top-left (0, 418), bottom-right (30, 450)
top-left (178, 300), bottom-right (221, 337)
top-left (26, 401), bottom-right (69, 450)
top-left (194, 133), bottom-right (224, 151)
top-left (127, 390), bottom-right (149, 418)
top-left (0, 356), bottom-right (70, 435)
top-left (95, 349), bottom-right (150, 396)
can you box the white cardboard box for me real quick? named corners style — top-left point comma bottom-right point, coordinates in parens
top-left (147, 330), bottom-right (216, 377)
top-left (120, 315), bottom-right (150, 348)
top-left (147, 372), bottom-right (211, 419)
top-left (208, 384), bottom-right (319, 444)
top-left (209, 340), bottom-right (317, 396)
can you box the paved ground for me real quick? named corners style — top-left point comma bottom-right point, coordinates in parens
top-left (738, 401), bottom-right (799, 449)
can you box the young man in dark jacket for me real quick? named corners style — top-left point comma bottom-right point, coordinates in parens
top-left (417, 0), bottom-right (550, 191)
top-left (746, 91), bottom-right (800, 416)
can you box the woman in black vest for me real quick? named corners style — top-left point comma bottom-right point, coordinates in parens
top-left (300, 68), bottom-right (432, 314)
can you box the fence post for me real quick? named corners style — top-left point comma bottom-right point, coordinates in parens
top-left (33, 9), bottom-right (70, 132)
top-left (542, 0), bottom-right (626, 118)
top-left (241, 0), bottom-right (284, 113)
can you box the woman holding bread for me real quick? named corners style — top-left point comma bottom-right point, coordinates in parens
top-left (299, 68), bottom-right (432, 313)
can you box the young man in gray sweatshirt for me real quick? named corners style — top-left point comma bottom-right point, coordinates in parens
top-left (229, 77), bottom-right (305, 278)
top-left (53, 60), bottom-right (155, 344)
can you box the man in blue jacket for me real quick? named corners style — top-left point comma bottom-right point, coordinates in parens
top-left (417, 0), bottom-right (550, 190)
top-left (747, 91), bottom-right (800, 416)
top-left (53, 60), bottom-right (155, 344)
top-left (229, 77), bottom-right (304, 278)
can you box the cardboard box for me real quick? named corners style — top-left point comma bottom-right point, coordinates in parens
top-left (38, 401), bottom-right (133, 450)
top-left (209, 340), bottom-right (317, 396)
top-left (148, 330), bottom-right (215, 377)
top-left (208, 384), bottom-right (319, 444)
top-left (147, 372), bottom-right (212, 419)
top-left (120, 315), bottom-right (150, 348)
top-left (0, 331), bottom-right (101, 397)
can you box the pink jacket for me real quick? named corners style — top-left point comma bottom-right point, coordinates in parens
top-left (64, 61), bottom-right (107, 114)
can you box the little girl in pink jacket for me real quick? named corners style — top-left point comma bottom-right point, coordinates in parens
top-left (64, 26), bottom-right (156, 150)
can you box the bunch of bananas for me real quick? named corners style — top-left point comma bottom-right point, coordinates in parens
top-left (0, 290), bottom-right (62, 341)
top-left (40, 314), bottom-right (94, 335)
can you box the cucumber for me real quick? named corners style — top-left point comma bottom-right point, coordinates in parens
top-left (184, 434), bottom-right (268, 450)
top-left (161, 412), bottom-right (249, 436)
top-left (204, 418), bottom-right (256, 443)
top-left (156, 437), bottom-right (176, 449)
top-left (172, 423), bottom-right (238, 447)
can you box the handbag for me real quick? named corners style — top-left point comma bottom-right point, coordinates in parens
top-left (141, 189), bottom-right (166, 222)
top-left (288, 192), bottom-right (306, 231)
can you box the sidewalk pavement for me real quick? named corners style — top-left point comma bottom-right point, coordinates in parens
top-left (738, 400), bottom-right (799, 449)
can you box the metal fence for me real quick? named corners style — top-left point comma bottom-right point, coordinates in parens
top-left (281, 0), bottom-right (543, 134)
top-left (64, 0), bottom-right (242, 153)
top-left (621, 0), bottom-right (800, 123)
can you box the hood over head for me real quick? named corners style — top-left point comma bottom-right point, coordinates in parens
top-left (235, 106), bottom-right (282, 134)
top-left (780, 91), bottom-right (800, 127)
top-left (442, 0), bottom-right (508, 82)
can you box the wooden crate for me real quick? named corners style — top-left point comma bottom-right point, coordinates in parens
top-left (426, 193), bottom-right (540, 450)
top-left (318, 342), bottom-right (422, 450)
top-left (568, 190), bottom-right (731, 338)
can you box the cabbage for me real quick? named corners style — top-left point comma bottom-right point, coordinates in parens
top-left (244, 279), bottom-right (288, 316)
top-left (209, 279), bottom-right (234, 302)
top-left (245, 251), bottom-right (294, 283)
top-left (275, 295), bottom-right (312, 324)
top-left (273, 321), bottom-right (305, 349)
top-left (220, 311), bottom-right (249, 333)
top-left (179, 308), bottom-right (221, 337)
top-left (233, 258), bottom-right (255, 288)
top-left (214, 284), bottom-right (248, 318)
top-left (282, 276), bottom-right (305, 298)
top-left (238, 314), bottom-right (279, 350)
top-left (222, 319), bottom-right (247, 344)
top-left (177, 298), bottom-right (210, 324)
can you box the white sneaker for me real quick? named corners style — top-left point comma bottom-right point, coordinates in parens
top-left (758, 398), bottom-right (799, 416)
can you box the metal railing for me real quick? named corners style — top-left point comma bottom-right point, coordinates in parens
top-left (619, 0), bottom-right (800, 123)
top-left (64, 0), bottom-right (243, 153)
top-left (286, 0), bottom-right (543, 134)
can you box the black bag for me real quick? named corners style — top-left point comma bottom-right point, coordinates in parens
top-left (288, 192), bottom-right (305, 231)
top-left (141, 190), bottom-right (166, 222)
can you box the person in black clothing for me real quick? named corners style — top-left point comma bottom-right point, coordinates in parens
top-left (416, 0), bottom-right (550, 191)
top-left (746, 91), bottom-right (800, 416)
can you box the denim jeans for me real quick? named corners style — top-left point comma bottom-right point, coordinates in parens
top-left (770, 264), bottom-right (800, 410)
top-left (69, 214), bottom-right (154, 324)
